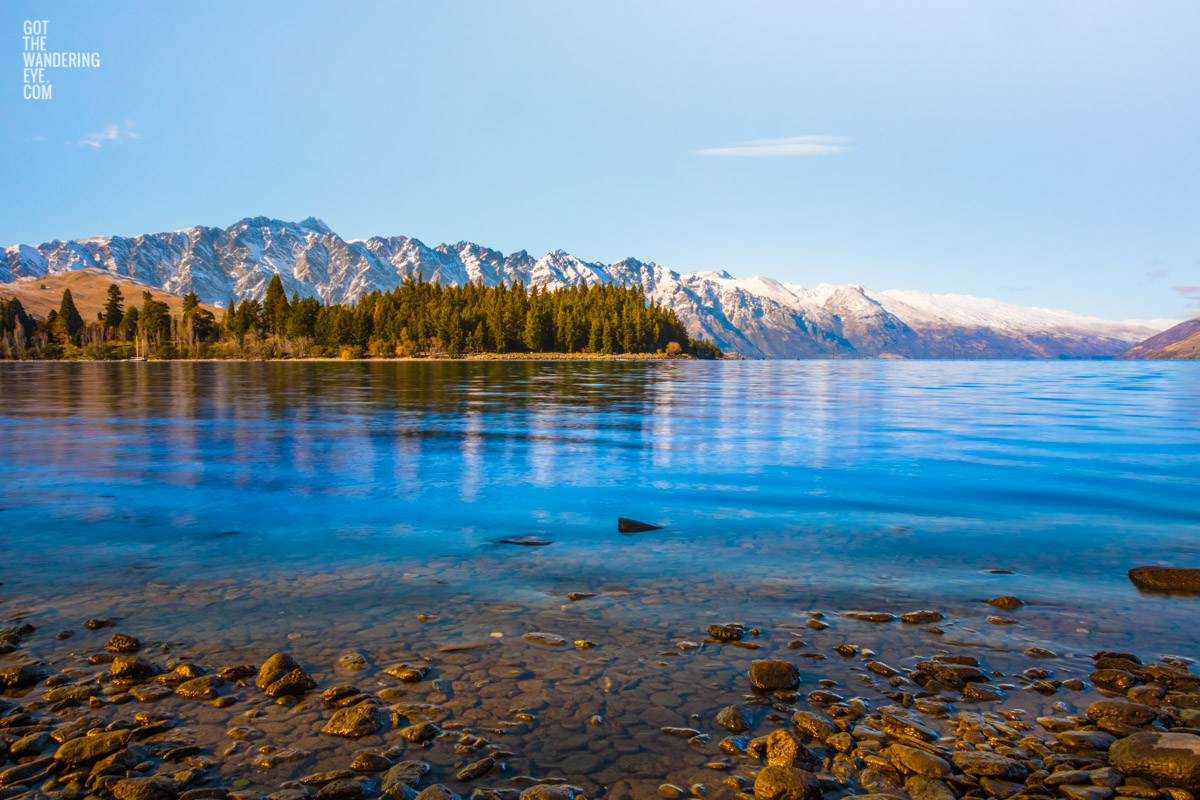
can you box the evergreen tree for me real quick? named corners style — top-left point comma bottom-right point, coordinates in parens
top-left (102, 284), bottom-right (124, 329)
top-left (57, 289), bottom-right (84, 343)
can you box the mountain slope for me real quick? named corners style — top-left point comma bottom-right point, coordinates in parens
top-left (2, 216), bottom-right (1168, 359)
top-left (1117, 318), bottom-right (1200, 360)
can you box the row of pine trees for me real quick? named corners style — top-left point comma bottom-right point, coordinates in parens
top-left (0, 274), bottom-right (722, 360)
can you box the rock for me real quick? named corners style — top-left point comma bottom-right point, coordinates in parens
top-left (112, 776), bottom-right (179, 800)
top-left (707, 623), bottom-right (744, 642)
top-left (398, 722), bottom-right (440, 743)
top-left (987, 596), bottom-right (1024, 610)
top-left (567, 593), bottom-right (595, 601)
top-left (385, 664), bottom-right (430, 682)
top-left (264, 668), bottom-right (318, 698)
top-left (1058, 787), bottom-right (1114, 800)
top-left (843, 611), bottom-right (896, 622)
top-left (10, 732), bottom-right (50, 758)
top-left (317, 778), bottom-right (376, 800)
top-left (752, 765), bottom-right (821, 800)
top-left (130, 683), bottom-right (174, 702)
top-left (85, 618), bottom-right (115, 629)
top-left (900, 611), bottom-right (944, 625)
top-left (54, 729), bottom-right (132, 765)
top-left (963, 682), bottom-right (1005, 702)
top-left (951, 751), bottom-right (1029, 780)
top-left (323, 686), bottom-right (369, 707)
top-left (323, 705), bottom-right (383, 739)
top-left (1109, 732), bottom-right (1200, 790)
top-left (916, 661), bottom-right (988, 688)
top-left (791, 710), bottom-right (836, 741)
top-left (1128, 567), bottom-right (1200, 593)
top-left (1093, 669), bottom-right (1140, 693)
top-left (111, 656), bottom-right (159, 683)
top-left (765, 729), bottom-right (816, 769)
top-left (253, 747), bottom-right (312, 768)
top-left (414, 787), bottom-right (460, 800)
top-left (257, 653), bottom-right (304, 689)
top-left (107, 633), bottom-right (142, 652)
top-left (884, 744), bottom-right (952, 778)
top-left (980, 778), bottom-right (1027, 799)
top-left (351, 751), bottom-right (391, 773)
top-left (498, 536), bottom-right (552, 546)
top-left (382, 761), bottom-right (430, 797)
top-left (750, 660), bottom-right (801, 691)
top-left (0, 664), bottom-right (41, 689)
top-left (1088, 701), bottom-right (1159, 727)
top-left (218, 665), bottom-right (258, 681)
top-left (518, 789), bottom-right (573, 800)
top-left (617, 518), bottom-right (661, 533)
top-left (454, 756), bottom-right (495, 781)
top-left (1143, 664), bottom-right (1200, 692)
top-left (716, 704), bottom-right (755, 733)
top-left (521, 633), bottom-right (566, 647)
top-left (176, 676), bottom-right (223, 700)
top-left (904, 776), bottom-right (956, 800)
top-left (0, 755), bottom-right (54, 788)
top-left (1026, 647), bottom-right (1058, 659)
top-left (1058, 730), bottom-right (1118, 751)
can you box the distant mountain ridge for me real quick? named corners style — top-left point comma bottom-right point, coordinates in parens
top-left (1, 216), bottom-right (1169, 359)
top-left (1117, 318), bottom-right (1200, 360)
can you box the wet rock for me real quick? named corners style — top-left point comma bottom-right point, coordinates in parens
top-left (398, 722), bottom-right (440, 743)
top-left (1109, 732), bottom-right (1200, 790)
top-left (1087, 701), bottom-right (1159, 727)
top-left (414, 787), bottom-right (460, 800)
top-left (130, 683), bottom-right (174, 702)
top-left (385, 664), bottom-right (431, 682)
top-left (323, 705), bottom-right (383, 739)
top-left (498, 537), bottom-right (551, 546)
top-left (791, 710), bottom-right (836, 741)
top-left (567, 592), bottom-right (595, 601)
top-left (1058, 730), bottom-right (1118, 751)
top-left (1093, 669), bottom-right (1140, 693)
top-left (264, 669), bottom-right (318, 698)
top-left (454, 756), bottom-right (495, 781)
top-left (253, 748), bottom-right (312, 768)
top-left (884, 744), bottom-right (952, 778)
top-left (351, 751), bottom-right (391, 773)
top-left (176, 676), bottom-right (223, 701)
top-left (218, 665), bottom-right (257, 681)
top-left (753, 765), bottom-right (821, 800)
top-left (111, 656), bottom-right (160, 683)
top-left (521, 633), bottom-right (566, 647)
top-left (382, 761), bottom-right (431, 795)
top-left (45, 682), bottom-right (99, 702)
top-left (843, 611), bottom-right (896, 623)
top-left (987, 595), bottom-right (1024, 610)
top-left (1026, 647), bottom-right (1058, 659)
top-left (901, 611), bottom-right (944, 625)
top-left (107, 633), bottom-right (142, 653)
top-left (10, 732), bottom-right (50, 758)
top-left (1142, 664), bottom-right (1200, 692)
top-left (916, 661), bottom-right (988, 688)
top-left (0, 755), bottom-right (54, 788)
top-left (0, 664), bottom-right (41, 689)
top-left (617, 518), bottom-right (661, 533)
top-left (904, 776), bottom-right (956, 800)
top-left (257, 653), bottom-right (305, 689)
top-left (720, 736), bottom-right (750, 755)
top-left (317, 778), bottom-right (376, 800)
top-left (323, 686), bottom-right (369, 708)
top-left (766, 729), bottom-right (817, 769)
top-left (708, 623), bottom-right (744, 642)
top-left (951, 751), bottom-right (1029, 780)
top-left (85, 618), bottom-right (115, 629)
top-left (1128, 567), bottom-right (1200, 593)
top-left (980, 778), bottom-right (1027, 799)
top-left (268, 792), bottom-right (312, 800)
top-left (716, 704), bottom-right (755, 733)
top-left (750, 660), bottom-right (801, 691)
top-left (112, 776), bottom-right (179, 800)
top-left (54, 729), bottom-right (132, 765)
top-left (963, 682), bottom-right (1005, 702)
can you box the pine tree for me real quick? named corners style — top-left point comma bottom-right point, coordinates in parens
top-left (57, 289), bottom-right (84, 343)
top-left (102, 284), bottom-right (124, 329)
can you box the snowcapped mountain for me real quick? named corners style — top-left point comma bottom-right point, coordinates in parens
top-left (1, 216), bottom-right (1169, 359)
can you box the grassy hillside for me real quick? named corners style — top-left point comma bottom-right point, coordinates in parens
top-left (0, 268), bottom-right (220, 321)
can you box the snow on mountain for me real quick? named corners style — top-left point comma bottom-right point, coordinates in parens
top-left (1, 216), bottom-right (1168, 359)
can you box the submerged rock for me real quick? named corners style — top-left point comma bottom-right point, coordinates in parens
top-left (750, 660), bottom-right (801, 691)
top-left (323, 704), bottom-right (383, 739)
top-left (753, 765), bottom-right (821, 800)
top-left (1128, 566), bottom-right (1200, 593)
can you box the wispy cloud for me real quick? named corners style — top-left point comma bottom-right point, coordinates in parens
top-left (77, 120), bottom-right (138, 149)
top-left (1172, 285), bottom-right (1200, 314)
top-left (693, 135), bottom-right (849, 157)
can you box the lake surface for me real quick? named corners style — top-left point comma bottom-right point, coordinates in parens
top-left (1, 360), bottom-right (1199, 796)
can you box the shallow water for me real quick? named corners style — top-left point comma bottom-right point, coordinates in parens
top-left (2, 360), bottom-right (1199, 796)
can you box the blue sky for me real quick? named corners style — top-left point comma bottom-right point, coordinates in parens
top-left (3, 1), bottom-right (1198, 320)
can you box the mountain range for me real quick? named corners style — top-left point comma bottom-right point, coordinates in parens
top-left (1, 216), bottom-right (1173, 359)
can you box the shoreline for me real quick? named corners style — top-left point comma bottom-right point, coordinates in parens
top-left (1, 571), bottom-right (1198, 800)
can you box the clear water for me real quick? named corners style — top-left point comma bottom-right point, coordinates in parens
top-left (3, 360), bottom-right (1200, 795)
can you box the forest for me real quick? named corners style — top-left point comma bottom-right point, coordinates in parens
top-left (0, 274), bottom-right (722, 361)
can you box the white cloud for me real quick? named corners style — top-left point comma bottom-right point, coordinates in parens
top-left (78, 120), bottom-right (138, 149)
top-left (693, 135), bottom-right (849, 157)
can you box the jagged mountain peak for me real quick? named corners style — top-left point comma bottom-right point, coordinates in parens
top-left (0, 216), bottom-right (1170, 359)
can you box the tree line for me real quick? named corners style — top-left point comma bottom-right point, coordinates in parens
top-left (0, 274), bottom-right (722, 360)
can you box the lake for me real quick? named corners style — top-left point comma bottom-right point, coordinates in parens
top-left (1, 360), bottom-right (1199, 798)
